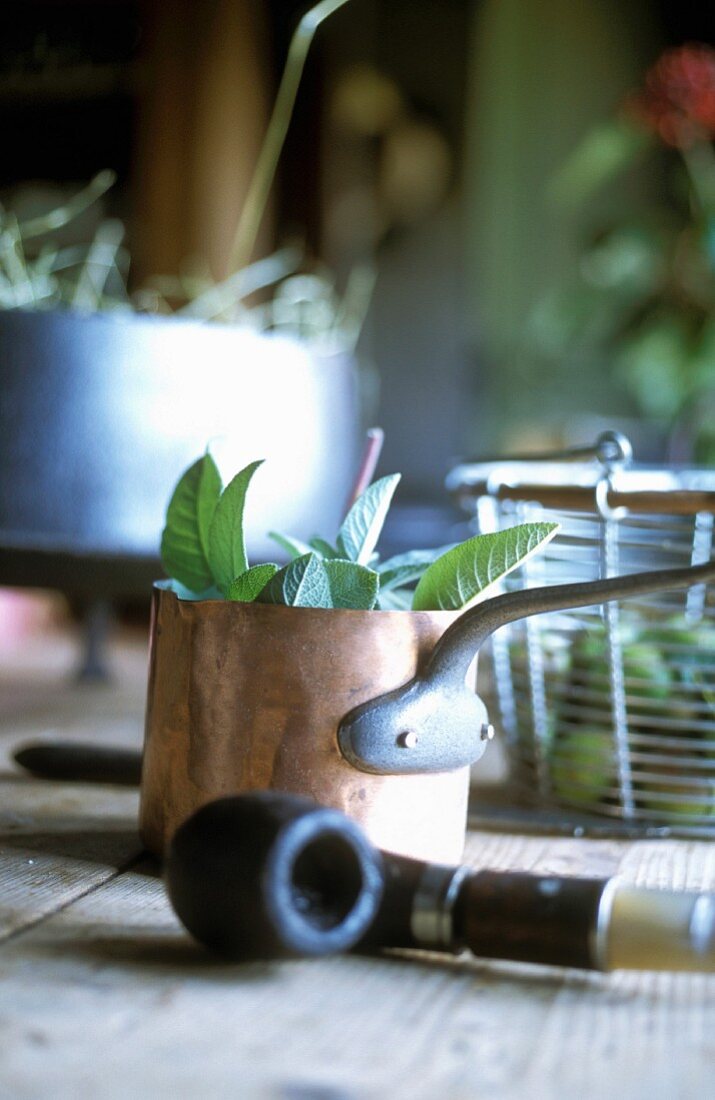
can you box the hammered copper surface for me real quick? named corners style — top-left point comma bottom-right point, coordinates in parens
top-left (140, 587), bottom-right (470, 862)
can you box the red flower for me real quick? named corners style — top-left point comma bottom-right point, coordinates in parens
top-left (631, 44), bottom-right (715, 147)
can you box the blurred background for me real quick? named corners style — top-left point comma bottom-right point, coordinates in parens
top-left (0, 0), bottom-right (714, 665)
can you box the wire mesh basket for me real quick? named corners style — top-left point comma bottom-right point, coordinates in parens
top-left (448, 432), bottom-right (715, 837)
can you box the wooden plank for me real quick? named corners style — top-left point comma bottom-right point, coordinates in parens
top-left (0, 826), bottom-right (713, 1099)
top-left (0, 629), bottom-right (146, 939)
top-left (0, 777), bottom-right (142, 941)
top-left (1, 630), bottom-right (713, 1098)
top-left (0, 628), bottom-right (147, 770)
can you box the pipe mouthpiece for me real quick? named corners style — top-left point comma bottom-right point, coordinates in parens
top-left (602, 884), bottom-right (715, 972)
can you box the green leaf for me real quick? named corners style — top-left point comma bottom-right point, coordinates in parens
top-left (167, 579), bottom-right (222, 601)
top-left (160, 458), bottom-right (214, 593)
top-left (227, 563), bottom-right (279, 602)
top-left (378, 588), bottom-right (413, 611)
top-left (207, 460), bottom-right (263, 594)
top-left (337, 474), bottom-right (401, 565)
top-left (616, 319), bottom-right (690, 419)
top-left (310, 537), bottom-right (342, 559)
top-left (549, 119), bottom-right (650, 208)
top-left (268, 531), bottom-right (315, 560)
top-left (268, 531), bottom-right (343, 563)
top-left (256, 554), bottom-right (378, 609)
top-left (322, 560), bottom-right (379, 609)
top-left (256, 553), bottom-right (331, 607)
top-left (411, 523), bottom-right (559, 611)
top-left (378, 546), bottom-right (454, 591)
top-left (197, 452), bottom-right (222, 559)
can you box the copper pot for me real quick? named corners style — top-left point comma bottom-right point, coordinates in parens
top-left (141, 557), bottom-right (715, 861)
top-left (140, 585), bottom-right (469, 862)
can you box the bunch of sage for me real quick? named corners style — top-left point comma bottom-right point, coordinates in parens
top-left (161, 454), bottom-right (558, 611)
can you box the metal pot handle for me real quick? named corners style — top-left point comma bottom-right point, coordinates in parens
top-left (338, 559), bottom-right (715, 776)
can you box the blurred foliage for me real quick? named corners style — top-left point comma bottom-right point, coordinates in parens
top-left (0, 171), bottom-right (373, 352)
top-left (529, 45), bottom-right (715, 463)
top-left (0, 170), bottom-right (130, 312)
top-left (543, 613), bottom-right (715, 820)
top-left (0, 0), bottom-right (371, 352)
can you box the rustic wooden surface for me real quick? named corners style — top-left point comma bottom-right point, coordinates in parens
top-left (0, 623), bottom-right (713, 1100)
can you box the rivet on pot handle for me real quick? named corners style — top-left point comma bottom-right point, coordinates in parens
top-left (337, 559), bottom-right (715, 776)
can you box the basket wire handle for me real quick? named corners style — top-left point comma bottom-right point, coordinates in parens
top-left (479, 429), bottom-right (634, 470)
top-left (594, 431), bottom-right (633, 522)
top-left (481, 430), bottom-right (633, 513)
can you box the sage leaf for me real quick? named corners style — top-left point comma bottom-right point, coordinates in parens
top-left (257, 553), bottom-right (331, 607)
top-left (411, 523), bottom-right (559, 611)
top-left (208, 460), bottom-right (263, 594)
top-left (337, 474), bottom-right (401, 565)
top-left (378, 546), bottom-right (454, 592)
top-left (160, 458), bottom-right (214, 593)
top-left (268, 531), bottom-right (314, 560)
top-left (378, 587), bottom-right (413, 611)
top-left (310, 537), bottom-right (342, 559)
top-left (322, 560), bottom-right (379, 609)
top-left (269, 532), bottom-right (342, 560)
top-left (227, 563), bottom-right (279, 602)
top-left (168, 579), bottom-right (222, 601)
top-left (197, 452), bottom-right (222, 560)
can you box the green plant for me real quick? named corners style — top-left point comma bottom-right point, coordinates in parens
top-left (537, 611), bottom-right (715, 814)
top-left (636, 772), bottom-right (715, 821)
top-left (0, 170), bottom-right (130, 312)
top-left (549, 728), bottom-right (617, 808)
top-left (531, 44), bottom-right (715, 459)
top-left (569, 625), bottom-right (673, 712)
top-left (160, 453), bottom-right (558, 611)
top-left (0, 0), bottom-right (371, 346)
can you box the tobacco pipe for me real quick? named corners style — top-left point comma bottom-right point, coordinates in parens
top-left (13, 742), bottom-right (143, 786)
top-left (166, 792), bottom-right (715, 972)
top-left (166, 792), bottom-right (384, 959)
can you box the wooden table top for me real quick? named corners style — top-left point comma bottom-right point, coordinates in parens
top-left (0, 627), bottom-right (713, 1100)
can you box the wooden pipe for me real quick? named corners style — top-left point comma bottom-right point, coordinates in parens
top-left (166, 792), bottom-right (384, 959)
top-left (13, 742), bottom-right (143, 786)
top-left (363, 855), bottom-right (715, 972)
top-left (166, 793), bottom-right (715, 971)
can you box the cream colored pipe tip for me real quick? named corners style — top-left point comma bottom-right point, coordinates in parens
top-left (604, 885), bottom-right (715, 972)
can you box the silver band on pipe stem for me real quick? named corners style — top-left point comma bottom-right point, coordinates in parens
top-left (411, 864), bottom-right (470, 950)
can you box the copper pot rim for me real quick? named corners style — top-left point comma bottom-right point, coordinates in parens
top-left (153, 580), bottom-right (462, 625)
